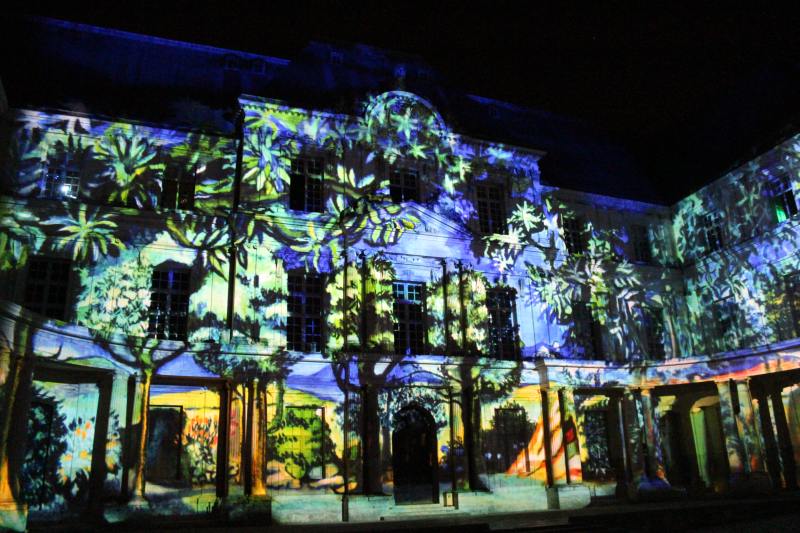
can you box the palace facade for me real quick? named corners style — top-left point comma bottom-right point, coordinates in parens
top-left (0, 17), bottom-right (798, 530)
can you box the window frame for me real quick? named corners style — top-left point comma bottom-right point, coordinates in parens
top-left (641, 306), bottom-right (665, 360)
top-left (486, 286), bottom-right (519, 360)
top-left (572, 300), bottom-right (604, 360)
top-left (710, 296), bottom-right (740, 352)
top-left (160, 162), bottom-right (197, 211)
top-left (768, 174), bottom-right (798, 224)
top-left (41, 150), bottom-right (81, 200)
top-left (631, 224), bottom-right (652, 264)
top-left (701, 211), bottom-right (726, 254)
top-left (392, 280), bottom-right (427, 355)
top-left (562, 215), bottom-right (588, 255)
top-left (286, 270), bottom-right (325, 352)
top-left (289, 155), bottom-right (325, 213)
top-left (148, 267), bottom-right (191, 342)
top-left (22, 256), bottom-right (72, 321)
top-left (389, 166), bottom-right (421, 204)
top-left (476, 182), bottom-right (508, 235)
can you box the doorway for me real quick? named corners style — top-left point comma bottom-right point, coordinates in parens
top-left (392, 404), bottom-right (438, 504)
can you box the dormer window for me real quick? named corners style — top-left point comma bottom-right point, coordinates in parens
top-left (289, 157), bottom-right (324, 213)
top-left (390, 167), bottom-right (420, 203)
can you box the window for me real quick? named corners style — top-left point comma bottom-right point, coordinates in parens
top-left (642, 307), bottom-right (665, 359)
top-left (785, 273), bottom-right (800, 338)
top-left (631, 224), bottom-right (652, 264)
top-left (41, 153), bottom-right (80, 200)
top-left (287, 271), bottom-right (323, 352)
top-left (289, 157), bottom-right (324, 213)
top-left (23, 257), bottom-right (71, 321)
top-left (486, 287), bottom-right (518, 360)
top-left (769, 175), bottom-right (798, 223)
top-left (476, 183), bottom-right (507, 234)
top-left (701, 212), bottom-right (725, 254)
top-left (390, 167), bottom-right (420, 203)
top-left (393, 281), bottom-right (425, 355)
top-left (562, 215), bottom-right (587, 255)
top-left (572, 301), bottom-right (603, 360)
top-left (161, 164), bottom-right (196, 210)
top-left (484, 407), bottom-right (532, 474)
top-left (711, 297), bottom-right (739, 352)
top-left (148, 268), bottom-right (190, 341)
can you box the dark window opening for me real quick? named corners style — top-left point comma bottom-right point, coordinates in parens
top-left (769, 176), bottom-right (798, 224)
top-left (711, 297), bottom-right (739, 352)
top-left (573, 301), bottom-right (603, 360)
top-left (390, 167), bottom-right (420, 203)
top-left (787, 273), bottom-right (800, 339)
top-left (287, 271), bottom-right (323, 352)
top-left (393, 281), bottom-right (425, 355)
top-left (289, 157), bottom-right (324, 213)
top-left (161, 164), bottom-right (196, 210)
top-left (701, 212), bottom-right (725, 254)
top-left (476, 183), bottom-right (507, 234)
top-left (631, 224), bottom-right (652, 264)
top-left (484, 407), bottom-right (532, 474)
top-left (23, 257), bottom-right (71, 321)
top-left (487, 287), bottom-right (518, 360)
top-left (148, 268), bottom-right (190, 341)
top-left (563, 215), bottom-right (587, 255)
top-left (643, 307), bottom-right (665, 360)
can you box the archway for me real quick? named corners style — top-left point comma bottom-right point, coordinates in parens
top-left (392, 404), bottom-right (438, 504)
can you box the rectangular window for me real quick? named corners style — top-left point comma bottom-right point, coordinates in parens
top-left (563, 215), bottom-right (587, 255)
top-left (289, 157), bottom-right (324, 213)
top-left (393, 281), bottom-right (425, 355)
top-left (148, 269), bottom-right (190, 341)
top-left (642, 307), bottom-right (665, 359)
top-left (476, 183), bottom-right (507, 234)
top-left (485, 407), bottom-right (531, 474)
top-left (287, 271), bottom-right (323, 352)
top-left (769, 176), bottom-right (798, 224)
top-left (23, 257), bottom-right (71, 321)
top-left (785, 273), bottom-right (800, 338)
top-left (701, 212), bottom-right (725, 254)
top-left (486, 287), bottom-right (518, 360)
top-left (390, 167), bottom-right (420, 203)
top-left (161, 164), bottom-right (196, 210)
top-left (42, 155), bottom-right (80, 200)
top-left (573, 301), bottom-right (603, 360)
top-left (631, 224), bottom-right (652, 264)
top-left (711, 297), bottom-right (739, 352)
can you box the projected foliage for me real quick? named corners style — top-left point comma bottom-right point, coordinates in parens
top-left (2, 86), bottom-right (800, 521)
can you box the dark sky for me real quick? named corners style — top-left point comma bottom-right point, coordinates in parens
top-left (10, 2), bottom-right (800, 201)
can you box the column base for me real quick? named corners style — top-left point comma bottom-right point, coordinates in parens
top-left (623, 478), bottom-right (685, 502)
top-left (546, 484), bottom-right (591, 509)
top-left (728, 471), bottom-right (773, 496)
top-left (0, 498), bottom-right (27, 532)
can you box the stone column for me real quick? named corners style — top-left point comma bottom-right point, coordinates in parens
top-left (620, 390), bottom-right (646, 490)
top-left (755, 389), bottom-right (783, 489)
top-left (716, 380), bottom-right (747, 479)
top-left (716, 379), bottom-right (771, 492)
top-left (639, 389), bottom-right (669, 485)
top-left (559, 388), bottom-right (583, 484)
top-left (770, 387), bottom-right (798, 489)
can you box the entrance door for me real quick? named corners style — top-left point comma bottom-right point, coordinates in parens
top-left (392, 405), bottom-right (438, 504)
top-left (146, 405), bottom-right (184, 485)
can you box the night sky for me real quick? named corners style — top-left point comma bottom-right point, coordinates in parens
top-left (7, 3), bottom-right (800, 202)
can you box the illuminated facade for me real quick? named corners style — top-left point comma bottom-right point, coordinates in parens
top-left (0, 18), bottom-right (799, 530)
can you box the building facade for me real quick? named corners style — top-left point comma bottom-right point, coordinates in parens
top-left (0, 18), bottom-right (799, 530)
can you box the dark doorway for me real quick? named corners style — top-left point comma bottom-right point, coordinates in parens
top-left (146, 405), bottom-right (184, 485)
top-left (392, 404), bottom-right (438, 504)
